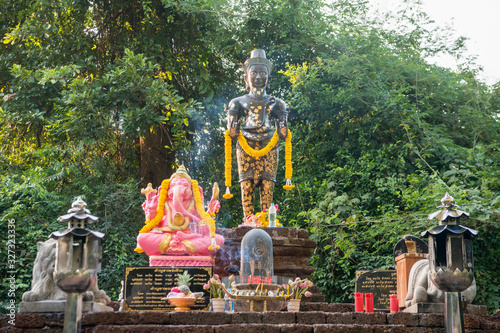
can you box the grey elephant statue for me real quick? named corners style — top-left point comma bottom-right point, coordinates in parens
top-left (22, 238), bottom-right (110, 305)
top-left (405, 259), bottom-right (476, 307)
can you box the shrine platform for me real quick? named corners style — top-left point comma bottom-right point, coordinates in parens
top-left (4, 303), bottom-right (499, 332)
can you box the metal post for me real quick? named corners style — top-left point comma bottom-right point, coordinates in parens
top-left (445, 292), bottom-right (464, 333)
top-left (63, 292), bottom-right (83, 333)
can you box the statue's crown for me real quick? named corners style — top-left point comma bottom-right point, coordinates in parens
top-left (243, 49), bottom-right (273, 74)
top-left (170, 165), bottom-right (192, 183)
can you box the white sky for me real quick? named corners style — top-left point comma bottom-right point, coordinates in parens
top-left (369, 0), bottom-right (500, 85)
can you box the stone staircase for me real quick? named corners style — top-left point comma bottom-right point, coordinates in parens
top-left (3, 303), bottom-right (499, 332)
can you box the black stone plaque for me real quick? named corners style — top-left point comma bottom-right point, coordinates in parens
top-left (123, 266), bottom-right (212, 311)
top-left (355, 270), bottom-right (397, 311)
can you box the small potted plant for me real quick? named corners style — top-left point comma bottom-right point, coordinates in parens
top-left (204, 274), bottom-right (234, 312)
top-left (286, 277), bottom-right (313, 312)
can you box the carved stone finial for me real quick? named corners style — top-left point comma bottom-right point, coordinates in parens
top-left (440, 192), bottom-right (455, 209)
top-left (58, 197), bottom-right (98, 225)
top-left (427, 192), bottom-right (469, 225)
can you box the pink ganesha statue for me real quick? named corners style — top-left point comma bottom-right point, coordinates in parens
top-left (135, 165), bottom-right (224, 256)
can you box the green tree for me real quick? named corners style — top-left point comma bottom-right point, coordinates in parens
top-left (281, 1), bottom-right (500, 311)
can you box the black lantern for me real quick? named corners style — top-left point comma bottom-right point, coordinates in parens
top-left (422, 193), bottom-right (477, 292)
top-left (422, 193), bottom-right (477, 333)
top-left (51, 197), bottom-right (104, 333)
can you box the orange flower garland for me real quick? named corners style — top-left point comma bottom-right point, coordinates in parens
top-left (224, 129), bottom-right (294, 193)
top-left (134, 179), bottom-right (170, 253)
top-left (223, 130), bottom-right (233, 199)
top-left (139, 179), bottom-right (169, 234)
top-left (238, 130), bottom-right (279, 157)
top-left (283, 129), bottom-right (294, 190)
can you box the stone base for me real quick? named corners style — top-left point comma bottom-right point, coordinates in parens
top-left (8, 307), bottom-right (500, 332)
top-left (149, 255), bottom-right (214, 267)
top-left (404, 302), bottom-right (487, 315)
top-left (19, 300), bottom-right (113, 313)
top-left (216, 227), bottom-right (317, 278)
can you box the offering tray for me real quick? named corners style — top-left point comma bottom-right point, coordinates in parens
top-left (221, 283), bottom-right (295, 312)
top-left (161, 297), bottom-right (197, 311)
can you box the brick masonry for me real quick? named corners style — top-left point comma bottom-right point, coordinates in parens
top-left (215, 227), bottom-right (317, 279)
top-left (3, 304), bottom-right (499, 332)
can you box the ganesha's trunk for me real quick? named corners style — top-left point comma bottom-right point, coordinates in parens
top-left (171, 186), bottom-right (197, 222)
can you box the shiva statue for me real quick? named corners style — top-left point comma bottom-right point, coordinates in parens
top-left (226, 49), bottom-right (289, 218)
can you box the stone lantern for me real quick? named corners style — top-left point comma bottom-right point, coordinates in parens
top-left (422, 193), bottom-right (477, 333)
top-left (51, 197), bottom-right (104, 333)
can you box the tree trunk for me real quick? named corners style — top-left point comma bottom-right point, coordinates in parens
top-left (139, 124), bottom-right (176, 188)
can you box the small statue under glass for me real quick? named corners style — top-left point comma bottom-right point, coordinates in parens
top-left (226, 49), bottom-right (289, 218)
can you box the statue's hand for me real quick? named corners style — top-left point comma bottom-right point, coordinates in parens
top-left (276, 120), bottom-right (288, 140)
top-left (208, 237), bottom-right (220, 251)
top-left (228, 121), bottom-right (240, 140)
top-left (208, 198), bottom-right (220, 215)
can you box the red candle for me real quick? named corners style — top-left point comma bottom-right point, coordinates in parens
top-left (354, 293), bottom-right (364, 312)
top-left (365, 293), bottom-right (374, 313)
top-left (390, 294), bottom-right (399, 313)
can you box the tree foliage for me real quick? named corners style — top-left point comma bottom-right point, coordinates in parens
top-left (1, 0), bottom-right (499, 314)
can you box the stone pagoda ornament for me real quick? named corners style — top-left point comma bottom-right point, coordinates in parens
top-left (51, 197), bottom-right (107, 333)
top-left (422, 193), bottom-right (478, 333)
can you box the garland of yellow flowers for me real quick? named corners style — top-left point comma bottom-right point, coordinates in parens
top-left (224, 129), bottom-right (294, 198)
top-left (134, 179), bottom-right (170, 253)
top-left (283, 129), bottom-right (294, 190)
top-left (238, 130), bottom-right (279, 157)
top-left (223, 130), bottom-right (233, 199)
top-left (192, 180), bottom-right (220, 251)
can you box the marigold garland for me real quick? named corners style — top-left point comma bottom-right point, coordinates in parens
top-left (192, 180), bottom-right (220, 251)
top-left (134, 179), bottom-right (170, 253)
top-left (223, 130), bottom-right (233, 199)
top-left (224, 129), bottom-right (294, 193)
top-left (139, 179), bottom-right (169, 234)
top-left (283, 129), bottom-right (294, 190)
top-left (238, 130), bottom-right (279, 157)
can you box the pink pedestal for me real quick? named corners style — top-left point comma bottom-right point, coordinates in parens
top-left (149, 255), bottom-right (214, 267)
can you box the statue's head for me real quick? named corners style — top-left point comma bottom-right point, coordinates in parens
top-left (243, 49), bottom-right (273, 92)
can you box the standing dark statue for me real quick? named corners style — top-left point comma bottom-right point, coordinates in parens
top-left (226, 49), bottom-right (289, 217)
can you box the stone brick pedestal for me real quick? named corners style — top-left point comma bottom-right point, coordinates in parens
top-left (215, 227), bottom-right (323, 302)
top-left (19, 300), bottom-right (113, 313)
top-left (215, 227), bottom-right (316, 279)
top-left (149, 255), bottom-right (214, 267)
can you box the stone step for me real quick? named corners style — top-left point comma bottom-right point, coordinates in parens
top-left (90, 324), bottom-right (410, 333)
top-left (4, 310), bottom-right (499, 332)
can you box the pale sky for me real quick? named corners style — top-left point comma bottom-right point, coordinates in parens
top-left (369, 0), bottom-right (500, 85)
